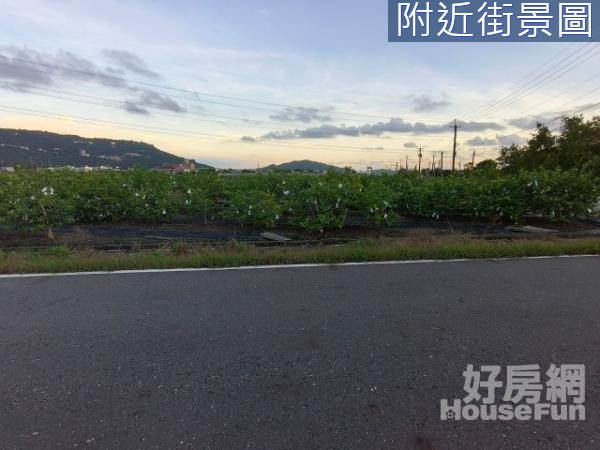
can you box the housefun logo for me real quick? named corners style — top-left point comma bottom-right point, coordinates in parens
top-left (441, 364), bottom-right (586, 421)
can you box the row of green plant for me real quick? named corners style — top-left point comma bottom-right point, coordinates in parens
top-left (0, 168), bottom-right (597, 232)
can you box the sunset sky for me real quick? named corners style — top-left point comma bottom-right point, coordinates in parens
top-left (1, 0), bottom-right (599, 169)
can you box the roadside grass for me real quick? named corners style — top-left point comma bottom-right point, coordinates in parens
top-left (0, 234), bottom-right (599, 274)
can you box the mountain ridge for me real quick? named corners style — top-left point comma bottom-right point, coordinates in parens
top-left (259, 159), bottom-right (343, 173)
top-left (0, 128), bottom-right (186, 169)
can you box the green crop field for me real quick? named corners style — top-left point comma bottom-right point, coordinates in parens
top-left (0, 168), bottom-right (598, 234)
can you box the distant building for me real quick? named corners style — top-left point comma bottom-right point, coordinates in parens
top-left (157, 159), bottom-right (196, 174)
top-left (0, 166), bottom-right (15, 173)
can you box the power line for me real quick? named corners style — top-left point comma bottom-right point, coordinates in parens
top-left (0, 57), bottom-right (451, 124)
top-left (0, 85), bottom-right (462, 148)
top-left (462, 40), bottom-right (592, 122)
top-left (0, 84), bottom-right (310, 132)
top-left (466, 43), bottom-right (600, 122)
top-left (0, 103), bottom-right (426, 156)
top-left (522, 70), bottom-right (600, 117)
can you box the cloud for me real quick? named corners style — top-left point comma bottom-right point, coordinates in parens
top-left (0, 45), bottom-right (127, 89)
top-left (412, 94), bottom-right (450, 112)
top-left (270, 106), bottom-right (333, 123)
top-left (129, 88), bottom-right (186, 113)
top-left (507, 114), bottom-right (567, 130)
top-left (254, 118), bottom-right (504, 140)
top-left (496, 134), bottom-right (528, 146)
top-left (465, 136), bottom-right (498, 146)
top-left (0, 46), bottom-right (186, 115)
top-left (102, 49), bottom-right (161, 79)
top-left (0, 57), bottom-right (53, 87)
top-left (403, 142), bottom-right (418, 148)
top-left (123, 102), bottom-right (150, 115)
top-left (241, 136), bottom-right (257, 142)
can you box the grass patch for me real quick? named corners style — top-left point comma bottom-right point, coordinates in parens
top-left (0, 235), bottom-right (598, 274)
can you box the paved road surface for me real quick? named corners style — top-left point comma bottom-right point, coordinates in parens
top-left (1, 257), bottom-right (599, 449)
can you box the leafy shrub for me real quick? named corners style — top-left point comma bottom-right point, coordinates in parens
top-left (0, 168), bottom-right (597, 231)
top-left (222, 190), bottom-right (281, 227)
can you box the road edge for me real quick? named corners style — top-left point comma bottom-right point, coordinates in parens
top-left (0, 254), bottom-right (597, 279)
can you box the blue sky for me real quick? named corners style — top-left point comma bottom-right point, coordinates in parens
top-left (0, 0), bottom-right (598, 169)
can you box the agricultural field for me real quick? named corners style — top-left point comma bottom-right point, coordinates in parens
top-left (0, 168), bottom-right (598, 236)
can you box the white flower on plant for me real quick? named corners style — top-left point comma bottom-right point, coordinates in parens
top-left (384, 213), bottom-right (388, 219)
top-left (162, 209), bottom-right (166, 215)
top-left (275, 214), bottom-right (279, 220)
top-left (41, 186), bottom-right (54, 196)
top-left (283, 190), bottom-right (290, 196)
top-left (30, 195), bottom-right (35, 201)
top-left (338, 183), bottom-right (343, 189)
top-left (187, 189), bottom-right (192, 195)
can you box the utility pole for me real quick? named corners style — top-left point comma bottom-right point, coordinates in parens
top-left (405, 155), bottom-right (409, 171)
top-left (472, 150), bottom-right (476, 170)
top-left (418, 147), bottom-right (423, 174)
top-left (451, 119), bottom-right (461, 173)
top-left (440, 152), bottom-right (444, 175)
top-left (432, 153), bottom-right (436, 177)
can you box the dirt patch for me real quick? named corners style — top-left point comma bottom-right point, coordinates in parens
top-left (0, 215), bottom-right (598, 251)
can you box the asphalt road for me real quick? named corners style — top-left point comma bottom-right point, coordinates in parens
top-left (1, 257), bottom-right (599, 449)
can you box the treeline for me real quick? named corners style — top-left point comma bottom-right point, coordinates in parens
top-left (484, 115), bottom-right (600, 176)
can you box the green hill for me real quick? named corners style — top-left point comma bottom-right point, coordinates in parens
top-left (0, 128), bottom-right (185, 169)
top-left (260, 159), bottom-right (342, 173)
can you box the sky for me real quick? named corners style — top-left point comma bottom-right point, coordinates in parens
top-left (0, 0), bottom-right (599, 169)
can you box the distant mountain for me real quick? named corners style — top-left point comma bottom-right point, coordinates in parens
top-left (0, 128), bottom-right (186, 169)
top-left (260, 160), bottom-right (343, 173)
top-left (195, 162), bottom-right (216, 171)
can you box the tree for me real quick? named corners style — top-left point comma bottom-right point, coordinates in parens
top-left (474, 159), bottom-right (498, 172)
top-left (498, 116), bottom-right (600, 177)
